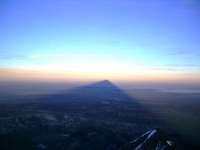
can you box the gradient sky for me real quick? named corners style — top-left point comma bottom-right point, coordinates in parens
top-left (0, 0), bottom-right (200, 82)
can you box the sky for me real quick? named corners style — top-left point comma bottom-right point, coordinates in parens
top-left (0, 0), bottom-right (200, 82)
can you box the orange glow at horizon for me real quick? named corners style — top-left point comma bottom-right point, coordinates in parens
top-left (0, 68), bottom-right (200, 83)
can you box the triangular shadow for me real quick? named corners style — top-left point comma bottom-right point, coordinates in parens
top-left (33, 80), bottom-right (163, 125)
top-left (19, 80), bottom-right (173, 149)
top-left (37, 80), bottom-right (138, 104)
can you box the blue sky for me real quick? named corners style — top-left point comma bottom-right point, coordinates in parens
top-left (0, 0), bottom-right (200, 81)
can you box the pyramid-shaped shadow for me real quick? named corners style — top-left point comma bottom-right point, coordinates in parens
top-left (35, 80), bottom-right (162, 124)
top-left (66, 80), bottom-right (135, 102)
top-left (40, 80), bottom-right (137, 103)
top-left (35, 80), bottom-right (166, 128)
top-left (21, 80), bottom-right (167, 149)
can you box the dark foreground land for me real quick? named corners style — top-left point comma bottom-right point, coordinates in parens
top-left (0, 80), bottom-right (200, 150)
